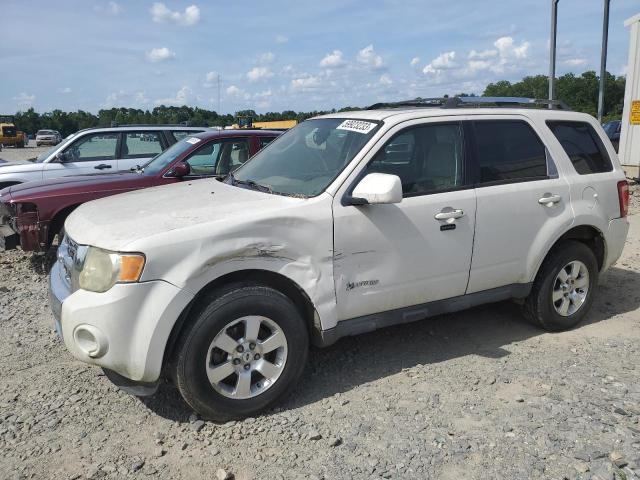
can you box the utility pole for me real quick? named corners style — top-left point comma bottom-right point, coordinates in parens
top-left (549, 0), bottom-right (560, 108)
top-left (597, 0), bottom-right (611, 122)
top-left (217, 74), bottom-right (222, 114)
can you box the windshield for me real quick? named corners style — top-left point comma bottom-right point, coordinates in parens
top-left (232, 118), bottom-right (380, 197)
top-left (142, 137), bottom-right (198, 175)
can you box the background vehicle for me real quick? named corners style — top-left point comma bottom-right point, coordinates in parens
top-left (0, 130), bottom-right (280, 252)
top-left (603, 120), bottom-right (621, 152)
top-left (0, 116), bottom-right (27, 148)
top-left (49, 98), bottom-right (629, 421)
top-left (35, 129), bottom-right (62, 146)
top-left (0, 125), bottom-right (207, 190)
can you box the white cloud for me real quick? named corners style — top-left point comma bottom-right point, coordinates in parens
top-left (357, 44), bottom-right (384, 70)
top-left (562, 58), bottom-right (587, 67)
top-left (319, 50), bottom-right (345, 68)
top-left (258, 52), bottom-right (275, 64)
top-left (246, 66), bottom-right (273, 82)
top-left (103, 90), bottom-right (148, 108)
top-left (154, 86), bottom-right (192, 106)
top-left (94, 1), bottom-right (122, 15)
top-left (494, 36), bottom-right (529, 59)
top-left (410, 57), bottom-right (420, 67)
top-left (275, 34), bottom-right (288, 44)
top-left (13, 93), bottom-right (35, 106)
top-left (291, 75), bottom-right (322, 91)
top-left (203, 71), bottom-right (219, 87)
top-left (379, 74), bottom-right (393, 86)
top-left (146, 47), bottom-right (175, 62)
top-left (469, 49), bottom-right (498, 59)
top-left (60, 87), bottom-right (72, 94)
top-left (423, 51), bottom-right (457, 74)
top-left (226, 85), bottom-right (243, 97)
top-left (150, 3), bottom-right (200, 26)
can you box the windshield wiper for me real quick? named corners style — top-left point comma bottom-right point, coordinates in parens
top-left (226, 171), bottom-right (272, 193)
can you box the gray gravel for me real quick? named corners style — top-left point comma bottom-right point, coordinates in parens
top-left (0, 143), bottom-right (51, 164)
top-left (1, 195), bottom-right (640, 479)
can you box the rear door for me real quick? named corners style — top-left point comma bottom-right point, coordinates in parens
top-left (42, 132), bottom-right (120, 179)
top-left (466, 116), bottom-right (573, 294)
top-left (116, 131), bottom-right (165, 172)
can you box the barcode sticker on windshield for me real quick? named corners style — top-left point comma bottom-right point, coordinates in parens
top-left (185, 137), bottom-right (201, 144)
top-left (336, 120), bottom-right (377, 134)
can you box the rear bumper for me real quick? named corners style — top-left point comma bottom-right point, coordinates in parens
top-left (602, 217), bottom-right (630, 272)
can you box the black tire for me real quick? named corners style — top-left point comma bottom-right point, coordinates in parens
top-left (523, 240), bottom-right (598, 331)
top-left (174, 283), bottom-right (309, 421)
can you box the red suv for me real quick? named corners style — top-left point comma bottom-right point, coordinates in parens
top-left (0, 129), bottom-right (280, 252)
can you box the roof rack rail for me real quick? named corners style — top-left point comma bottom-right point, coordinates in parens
top-left (367, 96), bottom-right (571, 111)
top-left (108, 122), bottom-right (193, 127)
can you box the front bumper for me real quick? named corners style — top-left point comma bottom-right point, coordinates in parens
top-left (49, 260), bottom-right (194, 383)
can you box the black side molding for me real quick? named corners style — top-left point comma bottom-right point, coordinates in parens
top-left (313, 283), bottom-right (532, 347)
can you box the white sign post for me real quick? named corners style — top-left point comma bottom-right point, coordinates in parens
top-left (620, 13), bottom-right (640, 174)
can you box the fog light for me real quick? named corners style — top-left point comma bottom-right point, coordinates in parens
top-left (73, 325), bottom-right (108, 358)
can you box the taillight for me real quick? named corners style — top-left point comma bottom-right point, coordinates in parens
top-left (617, 180), bottom-right (629, 218)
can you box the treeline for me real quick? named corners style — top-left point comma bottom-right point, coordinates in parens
top-left (13, 105), bottom-right (358, 138)
top-left (484, 71), bottom-right (625, 121)
top-left (12, 70), bottom-right (625, 136)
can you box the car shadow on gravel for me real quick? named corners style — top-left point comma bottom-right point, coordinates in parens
top-left (137, 265), bottom-right (640, 422)
top-left (28, 249), bottom-right (58, 275)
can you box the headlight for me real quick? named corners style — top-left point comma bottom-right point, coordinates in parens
top-left (79, 247), bottom-right (145, 293)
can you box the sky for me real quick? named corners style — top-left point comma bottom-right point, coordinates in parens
top-left (1, 0), bottom-right (638, 115)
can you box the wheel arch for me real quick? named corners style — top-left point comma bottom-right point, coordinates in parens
top-left (48, 204), bottom-right (81, 245)
top-left (531, 224), bottom-right (606, 282)
top-left (162, 269), bottom-right (320, 375)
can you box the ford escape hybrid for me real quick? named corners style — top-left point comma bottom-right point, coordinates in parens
top-left (49, 97), bottom-right (629, 421)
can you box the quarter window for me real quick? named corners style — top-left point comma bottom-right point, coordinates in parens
top-left (65, 133), bottom-right (118, 162)
top-left (364, 123), bottom-right (464, 196)
top-left (546, 121), bottom-right (613, 175)
top-left (122, 132), bottom-right (163, 159)
top-left (473, 121), bottom-right (547, 183)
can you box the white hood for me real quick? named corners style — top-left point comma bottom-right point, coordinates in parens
top-left (65, 178), bottom-right (305, 251)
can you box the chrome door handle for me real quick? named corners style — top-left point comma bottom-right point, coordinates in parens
top-left (434, 209), bottom-right (464, 220)
top-left (538, 194), bottom-right (561, 206)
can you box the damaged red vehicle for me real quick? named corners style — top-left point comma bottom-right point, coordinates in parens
top-left (0, 129), bottom-right (280, 252)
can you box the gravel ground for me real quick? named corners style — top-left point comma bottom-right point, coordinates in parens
top-left (0, 190), bottom-right (639, 480)
top-left (0, 143), bottom-right (51, 164)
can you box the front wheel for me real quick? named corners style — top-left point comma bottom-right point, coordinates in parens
top-left (523, 241), bottom-right (598, 331)
top-left (174, 283), bottom-right (309, 421)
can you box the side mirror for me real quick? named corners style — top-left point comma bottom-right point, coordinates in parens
top-left (56, 151), bottom-right (71, 163)
top-left (349, 173), bottom-right (402, 205)
top-left (171, 162), bottom-right (191, 178)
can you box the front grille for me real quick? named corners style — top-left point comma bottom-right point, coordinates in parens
top-left (57, 234), bottom-right (88, 293)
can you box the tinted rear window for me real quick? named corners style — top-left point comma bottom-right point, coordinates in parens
top-left (474, 120), bottom-right (548, 183)
top-left (546, 121), bottom-right (612, 175)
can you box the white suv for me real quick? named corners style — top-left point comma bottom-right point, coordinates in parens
top-left (0, 125), bottom-right (207, 189)
top-left (49, 98), bottom-right (630, 420)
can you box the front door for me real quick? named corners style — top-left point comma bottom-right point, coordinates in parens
top-left (43, 132), bottom-right (120, 179)
top-left (333, 120), bottom-right (476, 321)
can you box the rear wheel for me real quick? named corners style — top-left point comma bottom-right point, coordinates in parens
top-left (174, 283), bottom-right (308, 421)
top-left (523, 241), bottom-right (598, 331)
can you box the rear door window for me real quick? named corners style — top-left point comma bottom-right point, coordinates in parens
top-left (121, 132), bottom-right (163, 159)
top-left (546, 121), bottom-right (613, 175)
top-left (66, 133), bottom-right (119, 162)
top-left (171, 130), bottom-right (204, 142)
top-left (473, 120), bottom-right (548, 184)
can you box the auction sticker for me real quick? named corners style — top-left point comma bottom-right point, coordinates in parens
top-left (337, 120), bottom-right (377, 134)
top-left (186, 137), bottom-right (201, 144)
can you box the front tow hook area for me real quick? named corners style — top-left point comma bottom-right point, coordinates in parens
top-left (0, 224), bottom-right (19, 251)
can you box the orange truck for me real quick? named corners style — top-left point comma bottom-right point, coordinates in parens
top-left (0, 116), bottom-right (27, 148)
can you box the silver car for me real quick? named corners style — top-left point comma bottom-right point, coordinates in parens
top-left (0, 125), bottom-right (207, 189)
top-left (35, 130), bottom-right (62, 146)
